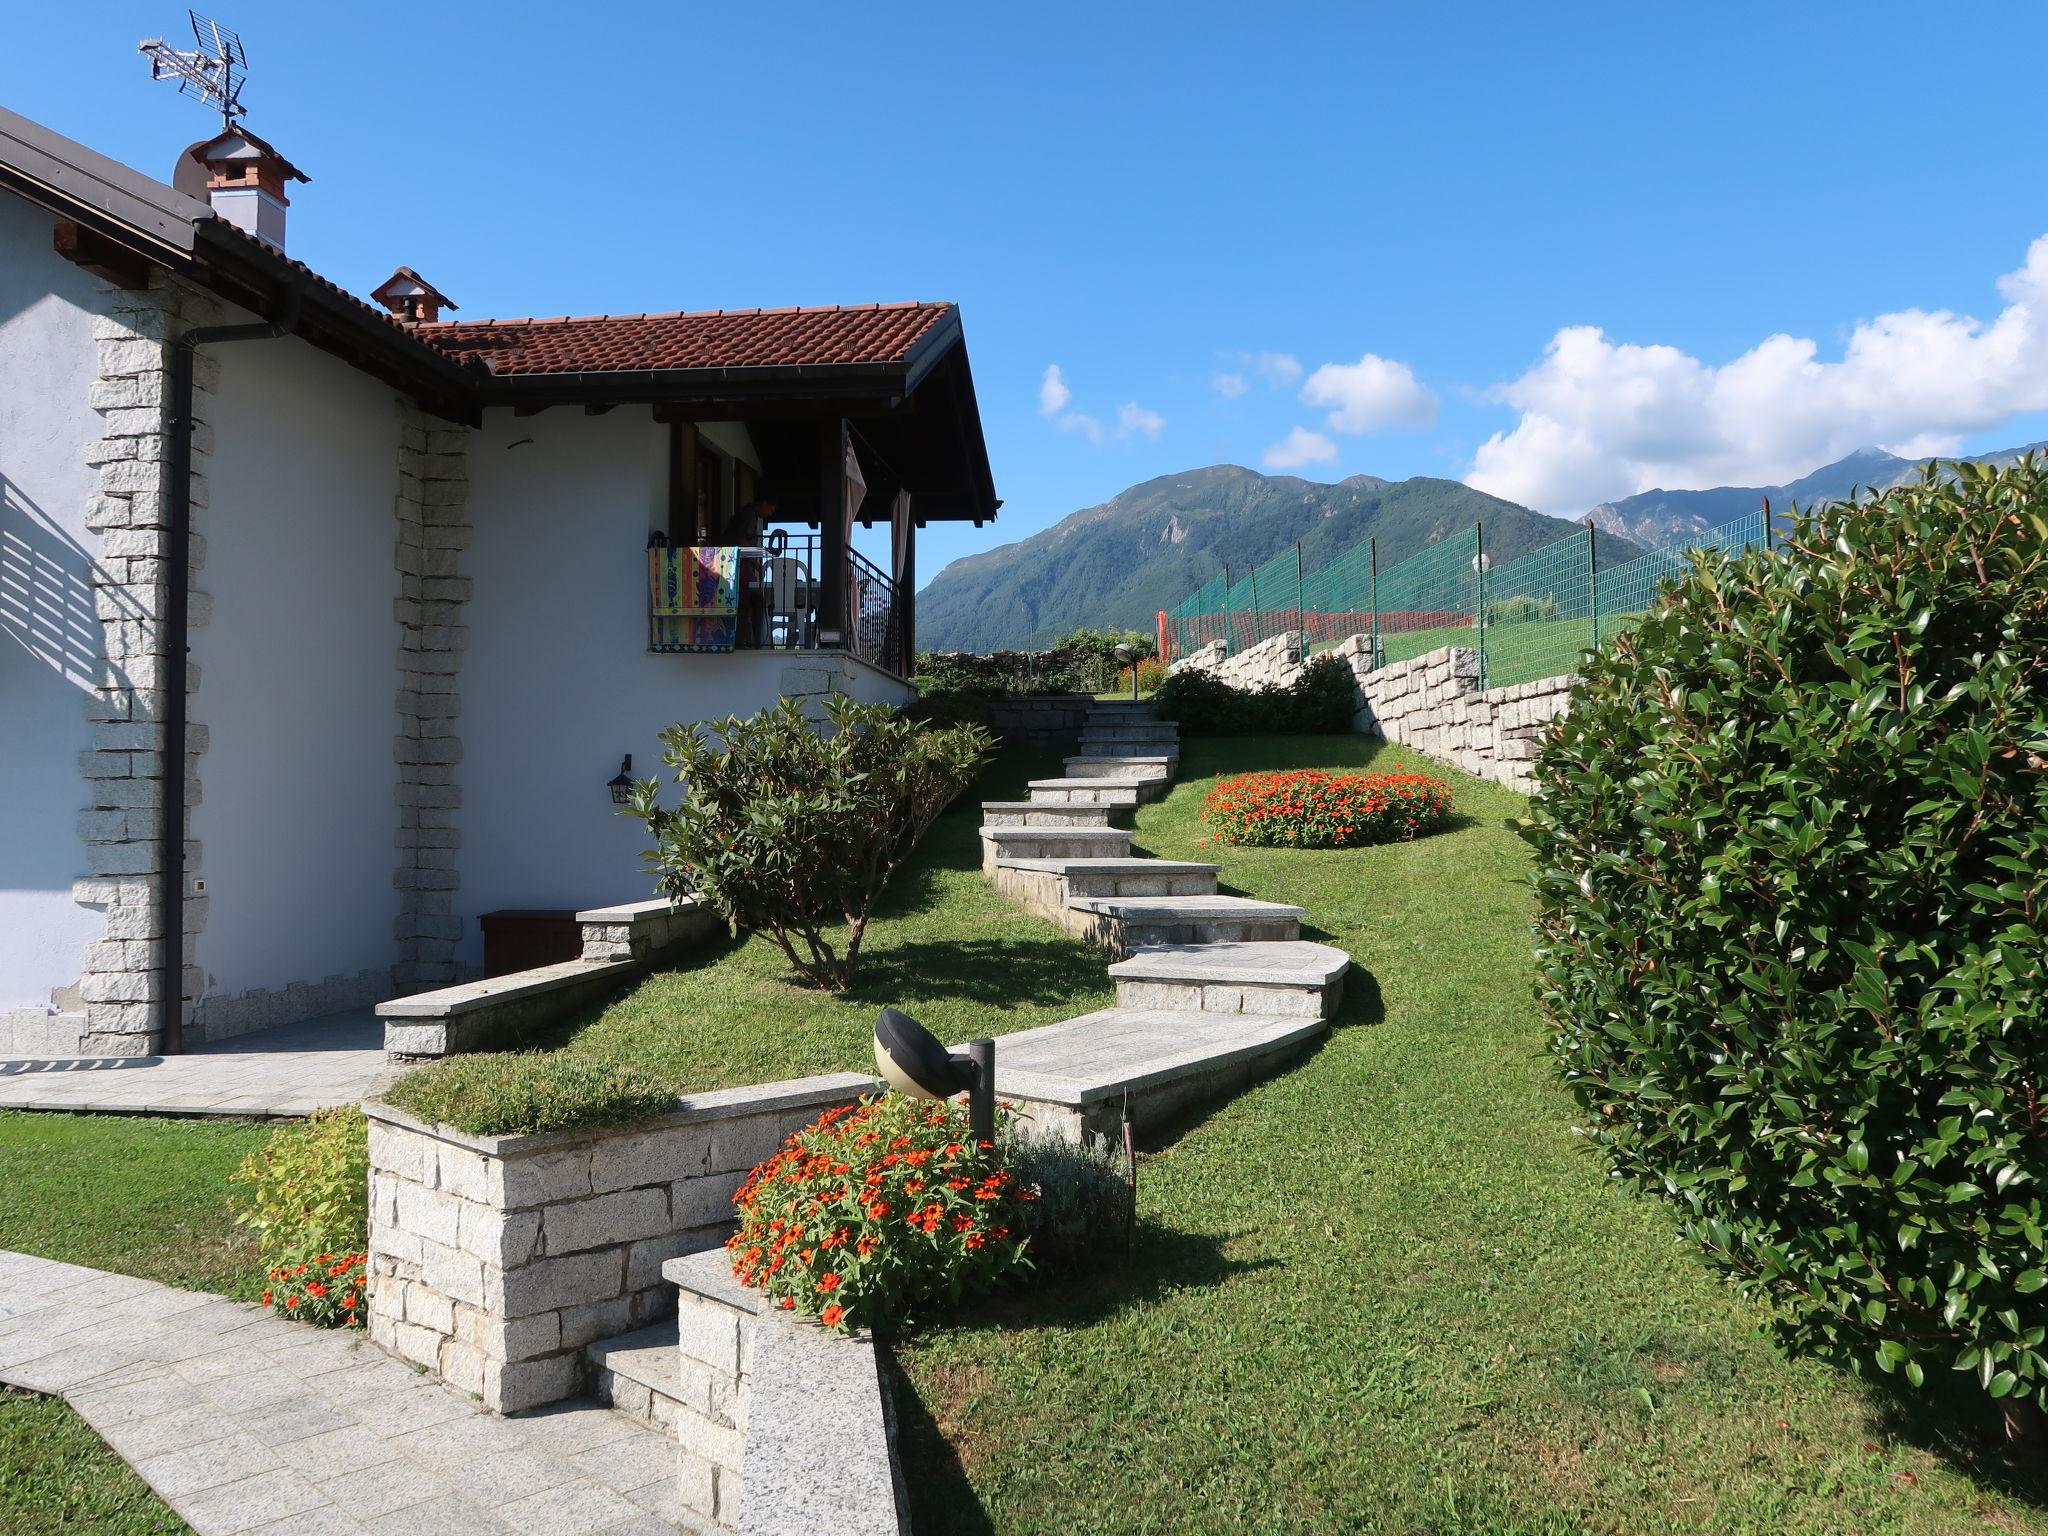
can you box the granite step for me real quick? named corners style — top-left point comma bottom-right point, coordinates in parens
top-left (1075, 737), bottom-right (1180, 758)
top-left (1086, 701), bottom-right (1160, 717)
top-left (996, 857), bottom-right (1221, 900)
top-left (1079, 721), bottom-right (1178, 739)
top-left (1065, 893), bottom-right (1304, 954)
top-left (976, 1005), bottom-right (1326, 1143)
top-left (586, 1320), bottom-right (686, 1435)
top-left (1062, 755), bottom-right (1176, 781)
top-left (1026, 777), bottom-right (1170, 807)
top-left (979, 800), bottom-right (1122, 828)
top-left (979, 825), bottom-right (1134, 868)
top-left (1109, 940), bottom-right (1350, 1019)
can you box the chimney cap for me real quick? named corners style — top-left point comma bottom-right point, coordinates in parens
top-left (371, 267), bottom-right (459, 323)
top-left (188, 124), bottom-right (310, 184)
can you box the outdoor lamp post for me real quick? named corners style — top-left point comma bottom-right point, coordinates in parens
top-left (607, 754), bottom-right (634, 805)
top-left (1114, 642), bottom-right (1137, 701)
top-left (872, 1006), bottom-right (995, 1146)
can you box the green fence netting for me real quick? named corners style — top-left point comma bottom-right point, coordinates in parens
top-left (1163, 509), bottom-right (1771, 691)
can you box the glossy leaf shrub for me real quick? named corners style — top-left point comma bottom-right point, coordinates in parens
top-left (1155, 654), bottom-right (1356, 736)
top-left (1203, 769), bottom-right (1453, 848)
top-left (1527, 462), bottom-right (2048, 1408)
top-left (727, 1094), bottom-right (1033, 1333)
top-left (229, 1106), bottom-right (369, 1269)
top-left (631, 696), bottom-right (991, 991)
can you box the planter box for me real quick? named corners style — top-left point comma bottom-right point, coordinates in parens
top-left (363, 1070), bottom-right (877, 1414)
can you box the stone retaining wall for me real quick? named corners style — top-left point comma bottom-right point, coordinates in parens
top-left (662, 1250), bottom-right (906, 1535)
top-left (980, 693), bottom-right (1092, 746)
top-left (364, 1071), bottom-right (877, 1414)
top-left (1169, 631), bottom-right (1572, 794)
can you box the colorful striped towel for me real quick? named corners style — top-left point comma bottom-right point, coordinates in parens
top-left (649, 547), bottom-right (740, 651)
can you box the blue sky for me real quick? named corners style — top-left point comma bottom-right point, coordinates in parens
top-left (11, 2), bottom-right (2048, 579)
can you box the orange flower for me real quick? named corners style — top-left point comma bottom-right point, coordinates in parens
top-left (816, 1272), bottom-right (842, 1293)
top-left (821, 1303), bottom-right (845, 1327)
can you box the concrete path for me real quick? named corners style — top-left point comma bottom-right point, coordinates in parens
top-left (0, 1008), bottom-right (395, 1118)
top-left (0, 1250), bottom-right (699, 1535)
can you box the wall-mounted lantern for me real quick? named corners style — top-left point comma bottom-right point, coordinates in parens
top-left (607, 754), bottom-right (634, 805)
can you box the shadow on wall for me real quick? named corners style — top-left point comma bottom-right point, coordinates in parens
top-left (0, 474), bottom-right (105, 687)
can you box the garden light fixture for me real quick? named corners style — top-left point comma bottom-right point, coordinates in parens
top-left (607, 754), bottom-right (634, 805)
top-left (872, 1006), bottom-right (995, 1145)
top-left (1114, 642), bottom-right (1139, 701)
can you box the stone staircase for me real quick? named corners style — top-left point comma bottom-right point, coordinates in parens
top-left (970, 698), bottom-right (1351, 1141)
top-left (582, 698), bottom-right (1356, 1490)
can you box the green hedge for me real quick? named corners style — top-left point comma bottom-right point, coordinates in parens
top-left (1525, 460), bottom-right (2048, 1410)
top-left (386, 1053), bottom-right (678, 1138)
top-left (1154, 654), bottom-right (1355, 736)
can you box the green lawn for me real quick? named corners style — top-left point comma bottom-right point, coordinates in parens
top-left (516, 746), bottom-right (1115, 1092)
top-left (0, 1114), bottom-right (265, 1536)
top-left (890, 734), bottom-right (2046, 1536)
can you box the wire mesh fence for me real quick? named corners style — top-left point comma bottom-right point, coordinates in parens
top-left (1162, 508), bottom-right (1772, 691)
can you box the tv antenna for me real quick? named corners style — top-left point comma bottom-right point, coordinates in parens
top-left (139, 12), bottom-right (249, 129)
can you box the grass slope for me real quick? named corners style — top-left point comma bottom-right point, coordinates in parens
top-left (514, 746), bottom-right (1115, 1092)
top-left (891, 735), bottom-right (2044, 1536)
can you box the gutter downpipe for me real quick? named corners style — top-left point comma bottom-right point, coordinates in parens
top-left (157, 290), bottom-right (301, 1054)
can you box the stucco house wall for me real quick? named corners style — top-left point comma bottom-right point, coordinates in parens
top-left (185, 335), bottom-right (407, 1034)
top-left (455, 408), bottom-right (911, 970)
top-left (0, 194), bottom-right (111, 1029)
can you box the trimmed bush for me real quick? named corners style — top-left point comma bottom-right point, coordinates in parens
top-left (1203, 769), bottom-right (1454, 849)
top-left (1155, 653), bottom-right (1355, 736)
top-left (727, 1093), bottom-right (1033, 1333)
top-left (631, 696), bottom-right (991, 991)
top-left (1526, 462), bottom-right (2048, 1412)
top-left (1001, 1124), bottom-right (1134, 1265)
top-left (385, 1053), bottom-right (677, 1138)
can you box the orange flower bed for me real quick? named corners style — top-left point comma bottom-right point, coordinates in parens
top-left (261, 1251), bottom-right (366, 1329)
top-left (727, 1093), bottom-right (1033, 1333)
top-left (1202, 769), bottom-right (1454, 849)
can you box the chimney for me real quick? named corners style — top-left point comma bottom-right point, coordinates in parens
top-left (180, 127), bottom-right (308, 251)
top-left (370, 268), bottom-right (459, 325)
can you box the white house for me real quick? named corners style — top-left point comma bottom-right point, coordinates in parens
top-left (0, 107), bottom-right (999, 1058)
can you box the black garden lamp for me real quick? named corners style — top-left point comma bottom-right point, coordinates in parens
top-left (1114, 642), bottom-right (1138, 701)
top-left (607, 754), bottom-right (634, 805)
top-left (872, 1006), bottom-right (995, 1146)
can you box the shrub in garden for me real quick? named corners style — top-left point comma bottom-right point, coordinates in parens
top-left (385, 1053), bottom-right (677, 1138)
top-left (1114, 657), bottom-right (1167, 696)
top-left (630, 696), bottom-right (991, 991)
top-left (1001, 1123), bottom-right (1134, 1264)
top-left (1155, 653), bottom-right (1355, 736)
top-left (727, 1093), bottom-right (1033, 1333)
top-left (229, 1106), bottom-right (370, 1327)
top-left (1526, 461), bottom-right (2048, 1423)
top-left (1203, 769), bottom-right (1454, 848)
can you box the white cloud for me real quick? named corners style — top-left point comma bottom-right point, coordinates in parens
top-left (1301, 353), bottom-right (1439, 434)
top-left (1118, 402), bottom-right (1166, 440)
top-left (1212, 371), bottom-right (1249, 398)
top-left (1038, 363), bottom-right (1071, 418)
top-left (1467, 233), bottom-right (2048, 512)
top-left (1263, 426), bottom-right (1339, 469)
top-left (1255, 352), bottom-right (1304, 387)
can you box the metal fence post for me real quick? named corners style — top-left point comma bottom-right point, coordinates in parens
top-left (1221, 563), bottom-right (1231, 654)
top-left (1368, 537), bottom-right (1380, 670)
top-left (1295, 542), bottom-right (1305, 645)
top-left (1587, 519), bottom-right (1599, 649)
top-left (1475, 523), bottom-right (1488, 692)
top-left (1249, 561), bottom-right (1261, 648)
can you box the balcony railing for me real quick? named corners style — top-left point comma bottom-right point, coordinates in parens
top-left (648, 534), bottom-right (905, 678)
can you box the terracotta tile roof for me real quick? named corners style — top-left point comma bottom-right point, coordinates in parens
top-left (410, 301), bottom-right (956, 377)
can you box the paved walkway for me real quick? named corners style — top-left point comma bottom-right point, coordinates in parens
top-left (0, 1250), bottom-right (696, 1535)
top-left (0, 1009), bottom-right (394, 1118)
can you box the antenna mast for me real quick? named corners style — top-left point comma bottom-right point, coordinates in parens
top-left (139, 11), bottom-right (249, 129)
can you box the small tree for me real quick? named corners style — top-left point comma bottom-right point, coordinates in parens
top-left (1526, 460), bottom-right (2048, 1436)
top-left (630, 696), bottom-right (991, 991)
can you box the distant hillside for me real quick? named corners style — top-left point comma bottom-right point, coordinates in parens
top-left (918, 466), bottom-right (1642, 653)
top-left (1588, 441), bottom-right (2048, 547)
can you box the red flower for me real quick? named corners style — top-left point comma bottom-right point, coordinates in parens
top-left (820, 1303), bottom-right (845, 1327)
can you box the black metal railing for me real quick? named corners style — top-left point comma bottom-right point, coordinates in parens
top-left (647, 533), bottom-right (904, 677)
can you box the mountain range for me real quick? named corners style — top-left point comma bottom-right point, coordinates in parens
top-left (919, 441), bottom-right (2048, 654)
top-left (916, 467), bottom-right (1643, 654)
top-left (1587, 441), bottom-right (2048, 547)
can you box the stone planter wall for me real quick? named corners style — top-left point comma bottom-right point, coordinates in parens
top-left (661, 1250), bottom-right (906, 1535)
top-left (979, 693), bottom-right (1092, 746)
top-left (364, 1071), bottom-right (876, 1414)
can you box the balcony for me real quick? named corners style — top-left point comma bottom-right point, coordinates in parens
top-left (648, 533), bottom-right (906, 679)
